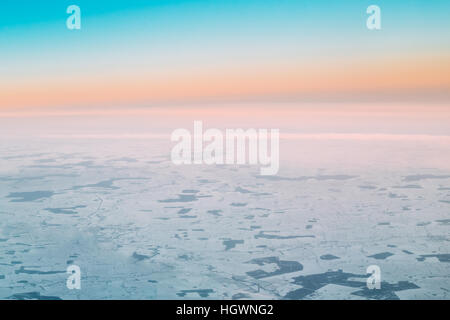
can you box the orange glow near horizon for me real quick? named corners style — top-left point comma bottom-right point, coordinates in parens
top-left (1, 54), bottom-right (449, 111)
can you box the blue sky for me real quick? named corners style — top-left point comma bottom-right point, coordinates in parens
top-left (1, 0), bottom-right (449, 109)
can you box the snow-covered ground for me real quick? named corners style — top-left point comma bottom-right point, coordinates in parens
top-left (0, 136), bottom-right (449, 299)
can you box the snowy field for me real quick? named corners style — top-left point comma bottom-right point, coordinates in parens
top-left (0, 136), bottom-right (449, 300)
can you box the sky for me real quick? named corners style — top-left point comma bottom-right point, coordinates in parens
top-left (0, 0), bottom-right (449, 113)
